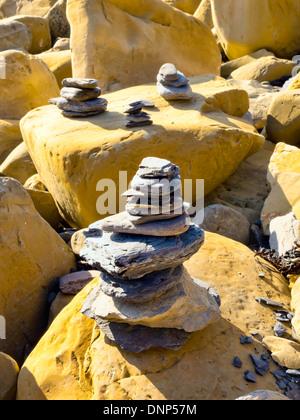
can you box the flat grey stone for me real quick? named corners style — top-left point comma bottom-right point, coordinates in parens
top-left (60, 87), bottom-right (101, 102)
top-left (60, 109), bottom-right (107, 118)
top-left (80, 224), bottom-right (205, 280)
top-left (129, 174), bottom-right (182, 197)
top-left (233, 357), bottom-right (243, 368)
top-left (157, 71), bottom-right (189, 87)
top-left (97, 265), bottom-right (184, 303)
top-left (244, 370), bottom-right (257, 383)
top-left (128, 99), bottom-right (155, 108)
top-left (126, 120), bottom-right (153, 128)
top-left (124, 103), bottom-right (143, 114)
top-left (125, 112), bottom-right (151, 123)
top-left (94, 319), bottom-right (191, 353)
top-left (159, 63), bottom-right (178, 81)
top-left (126, 196), bottom-right (184, 217)
top-left (157, 82), bottom-right (193, 101)
top-left (54, 97), bottom-right (108, 113)
top-left (98, 211), bottom-right (190, 237)
top-left (62, 78), bottom-right (99, 89)
top-left (250, 354), bottom-right (270, 376)
top-left (59, 270), bottom-right (101, 295)
top-left (137, 157), bottom-right (180, 179)
top-left (255, 297), bottom-right (284, 308)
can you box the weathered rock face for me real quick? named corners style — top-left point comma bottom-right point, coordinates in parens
top-left (163, 0), bottom-right (201, 14)
top-left (0, 119), bottom-right (23, 165)
top-left (3, 15), bottom-right (52, 54)
top-left (221, 49), bottom-right (275, 79)
top-left (266, 91), bottom-right (300, 146)
top-left (0, 353), bottom-right (19, 401)
top-left (211, 0), bottom-right (300, 60)
top-left (194, 0), bottom-right (213, 29)
top-left (0, 20), bottom-right (32, 52)
top-left (0, 142), bottom-right (36, 185)
top-left (0, 177), bottom-right (76, 363)
top-left (269, 213), bottom-right (300, 256)
top-left (37, 49), bottom-right (72, 87)
top-left (44, 0), bottom-right (69, 39)
top-left (67, 0), bottom-right (221, 92)
top-left (263, 337), bottom-right (300, 370)
top-left (20, 75), bottom-right (264, 229)
top-left (0, 0), bottom-right (57, 17)
top-left (16, 232), bottom-right (291, 400)
top-left (261, 143), bottom-right (300, 234)
top-left (0, 49), bottom-right (60, 120)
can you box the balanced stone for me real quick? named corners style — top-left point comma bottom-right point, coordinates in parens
top-left (124, 103), bottom-right (143, 114)
top-left (126, 209), bottom-right (186, 225)
top-left (130, 174), bottom-right (182, 196)
top-left (137, 157), bottom-right (180, 179)
top-left (86, 268), bottom-right (220, 332)
top-left (97, 265), bottom-right (184, 303)
top-left (126, 120), bottom-right (153, 128)
top-left (159, 63), bottom-right (178, 81)
top-left (98, 211), bottom-right (190, 236)
top-left (125, 112), bottom-right (151, 123)
top-left (93, 319), bottom-right (191, 353)
top-left (157, 71), bottom-right (189, 88)
top-left (60, 87), bottom-right (101, 102)
top-left (54, 97), bottom-right (108, 113)
top-left (59, 110), bottom-right (107, 118)
top-left (62, 78), bottom-right (99, 89)
top-left (80, 224), bottom-right (205, 280)
top-left (124, 101), bottom-right (153, 128)
top-left (157, 82), bottom-right (193, 101)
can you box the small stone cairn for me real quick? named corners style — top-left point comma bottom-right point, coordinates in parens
top-left (157, 63), bottom-right (193, 100)
top-left (49, 78), bottom-right (108, 118)
top-left (124, 99), bottom-right (153, 128)
top-left (81, 157), bottom-right (220, 353)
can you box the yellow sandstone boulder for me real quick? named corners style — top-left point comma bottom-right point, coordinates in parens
top-left (163, 0), bottom-right (201, 14)
top-left (291, 277), bottom-right (300, 342)
top-left (261, 143), bottom-right (300, 234)
top-left (221, 49), bottom-right (275, 79)
top-left (0, 177), bottom-right (76, 363)
top-left (230, 56), bottom-right (295, 83)
top-left (211, 0), bottom-right (300, 60)
top-left (21, 75), bottom-right (264, 229)
top-left (68, 0), bottom-right (221, 92)
top-left (0, 119), bottom-right (23, 165)
top-left (0, 353), bottom-right (19, 400)
top-left (265, 90), bottom-right (300, 146)
top-left (0, 49), bottom-right (60, 120)
top-left (37, 49), bottom-right (72, 87)
top-left (17, 232), bottom-right (291, 400)
top-left (3, 15), bottom-right (52, 54)
top-left (263, 337), bottom-right (300, 370)
top-left (194, 0), bottom-right (213, 29)
top-left (0, 0), bottom-right (57, 17)
top-left (0, 142), bottom-right (36, 184)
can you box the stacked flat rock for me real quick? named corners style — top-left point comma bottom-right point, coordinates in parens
top-left (157, 63), bottom-right (193, 101)
top-left (49, 78), bottom-right (108, 118)
top-left (124, 100), bottom-right (153, 128)
top-left (80, 157), bottom-right (221, 353)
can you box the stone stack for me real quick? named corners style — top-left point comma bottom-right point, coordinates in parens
top-left (49, 78), bottom-right (108, 118)
top-left (124, 100), bottom-right (153, 128)
top-left (157, 63), bottom-right (193, 100)
top-left (80, 157), bottom-right (221, 353)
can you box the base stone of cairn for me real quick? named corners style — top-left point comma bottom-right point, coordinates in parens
top-left (157, 63), bottom-right (193, 100)
top-left (81, 157), bottom-right (221, 352)
top-left (49, 78), bottom-right (108, 118)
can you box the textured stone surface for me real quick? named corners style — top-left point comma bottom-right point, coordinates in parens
top-left (44, 0), bottom-right (69, 39)
top-left (20, 74), bottom-right (263, 229)
top-left (0, 353), bottom-right (19, 400)
top-left (59, 270), bottom-right (101, 295)
top-left (236, 390), bottom-right (290, 400)
top-left (80, 225), bottom-right (205, 280)
top-left (261, 143), bottom-right (300, 234)
top-left (266, 90), bottom-right (300, 146)
top-left (194, 204), bottom-right (250, 244)
top-left (163, 0), bottom-right (201, 14)
top-left (221, 49), bottom-right (275, 79)
top-left (0, 49), bottom-right (60, 120)
top-left (68, 0), bottom-right (221, 92)
top-left (95, 320), bottom-right (191, 353)
top-left (17, 232), bottom-right (291, 400)
top-left (269, 213), bottom-right (300, 256)
top-left (0, 177), bottom-right (76, 363)
top-left (85, 268), bottom-right (221, 332)
top-left (0, 0), bottom-right (57, 17)
top-left (0, 142), bottom-right (36, 184)
top-left (94, 265), bottom-right (184, 304)
top-left (99, 211), bottom-right (190, 237)
top-left (52, 97), bottom-right (107, 114)
top-left (0, 119), bottom-right (22, 165)
top-left (37, 49), bottom-right (72, 87)
top-left (212, 0), bottom-right (300, 60)
top-left (157, 82), bottom-right (193, 101)
top-left (0, 20), bottom-right (32, 52)
top-left (194, 0), bottom-right (213, 29)
top-left (263, 337), bottom-right (300, 370)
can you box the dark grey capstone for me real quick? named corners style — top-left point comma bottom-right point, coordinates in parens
top-left (137, 157), bottom-right (180, 179)
top-left (244, 370), bottom-right (257, 383)
top-left (54, 97), bottom-right (108, 113)
top-left (250, 354), bottom-right (270, 376)
top-left (124, 103), bottom-right (143, 114)
top-left (62, 78), bottom-right (99, 89)
top-left (95, 319), bottom-right (191, 353)
top-left (98, 265), bottom-right (184, 303)
top-left (159, 63), bottom-right (178, 81)
top-left (80, 224), bottom-right (205, 280)
top-left (60, 87), bottom-right (101, 102)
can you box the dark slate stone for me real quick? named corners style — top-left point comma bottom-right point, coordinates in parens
top-left (95, 318), bottom-right (191, 353)
top-left (124, 103), bottom-right (143, 114)
top-left (62, 78), bottom-right (99, 89)
top-left (137, 157), bottom-right (180, 179)
top-left (98, 265), bottom-right (184, 303)
top-left (80, 224), bottom-right (205, 280)
top-left (274, 321), bottom-right (287, 337)
top-left (285, 390), bottom-right (300, 400)
top-left (233, 356), bottom-right (243, 368)
top-left (255, 297), bottom-right (284, 308)
top-left (250, 354), bottom-right (270, 376)
top-left (240, 336), bottom-right (253, 344)
top-left (126, 120), bottom-right (153, 128)
top-left (244, 370), bottom-right (256, 383)
top-left (54, 97), bottom-right (108, 113)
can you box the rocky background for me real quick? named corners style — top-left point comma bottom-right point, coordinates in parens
top-left (0, 0), bottom-right (299, 401)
